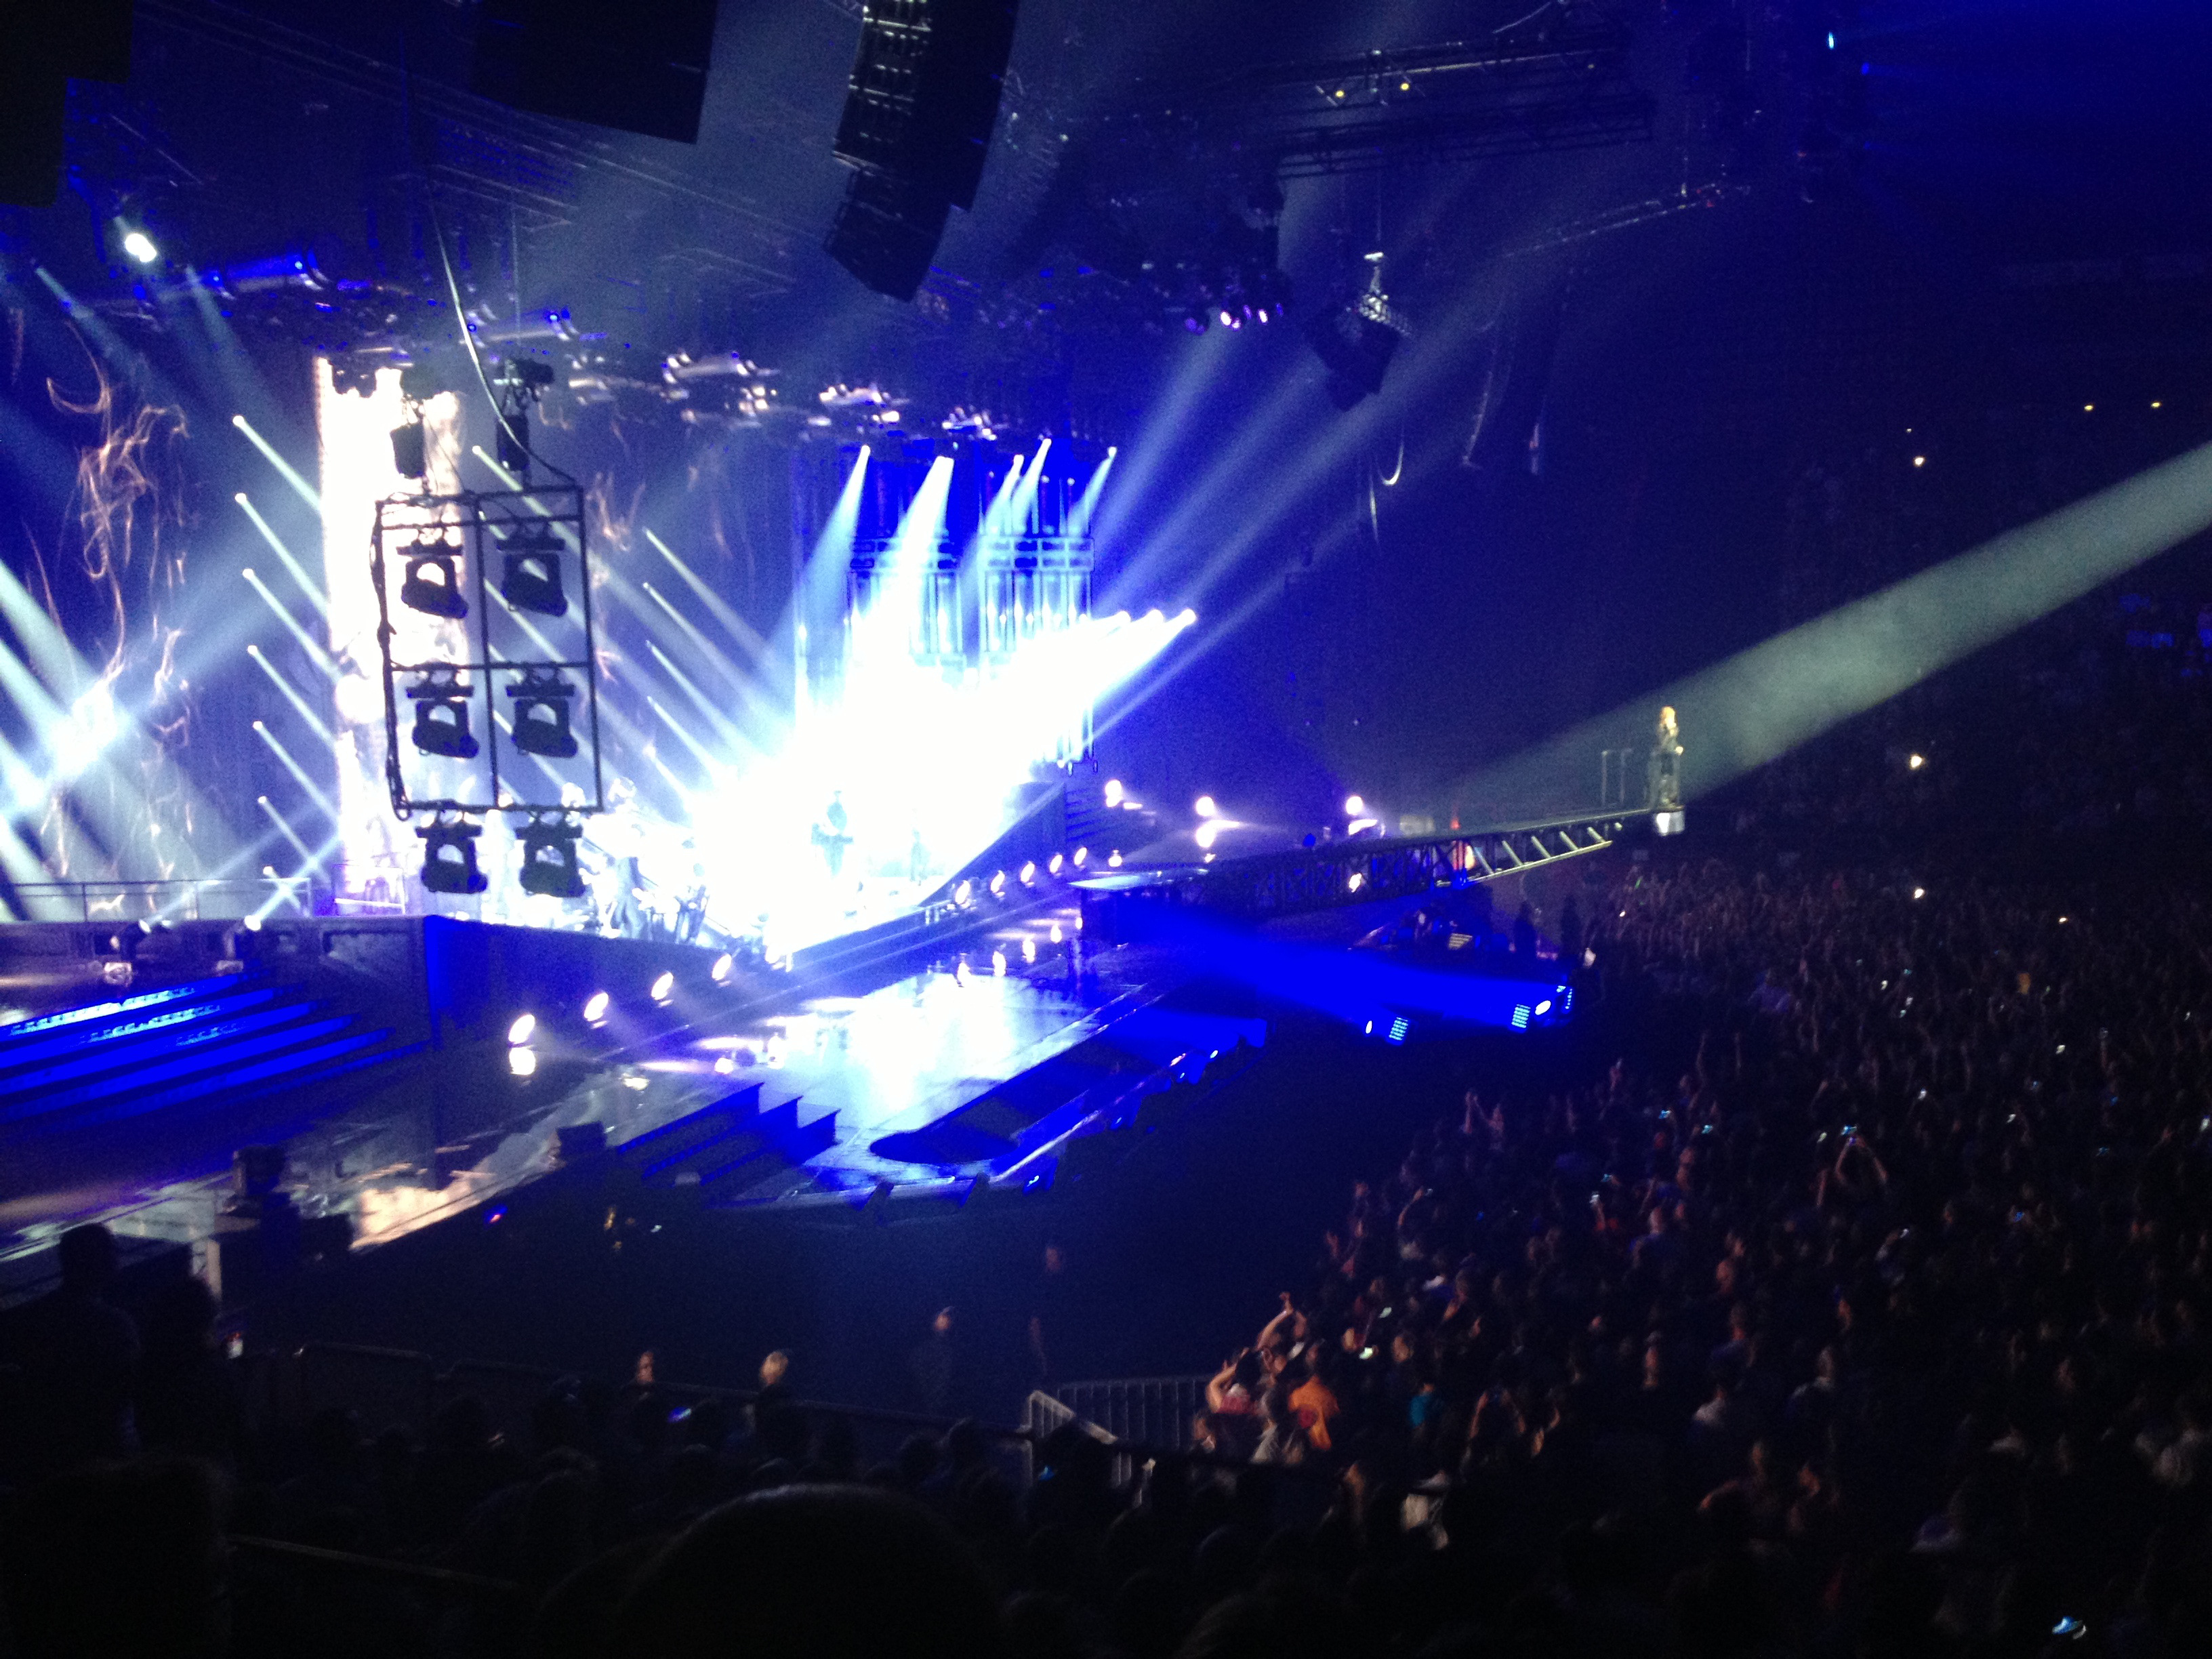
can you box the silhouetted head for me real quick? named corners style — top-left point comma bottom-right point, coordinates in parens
top-left (616, 1485), bottom-right (1004, 1659)
top-left (56, 1225), bottom-right (118, 1297)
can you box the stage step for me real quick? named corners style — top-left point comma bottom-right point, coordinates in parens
top-left (0, 971), bottom-right (426, 1155)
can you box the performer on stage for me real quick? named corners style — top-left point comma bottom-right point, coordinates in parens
top-left (1650, 705), bottom-right (1685, 809)
top-left (811, 790), bottom-right (853, 880)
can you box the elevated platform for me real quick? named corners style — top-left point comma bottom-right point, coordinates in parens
top-left (0, 805), bottom-right (1638, 1304)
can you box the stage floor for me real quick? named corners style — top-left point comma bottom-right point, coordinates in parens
top-left (0, 903), bottom-right (1159, 1298)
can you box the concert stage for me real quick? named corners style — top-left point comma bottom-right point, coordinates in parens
top-left (0, 810), bottom-right (1634, 1307)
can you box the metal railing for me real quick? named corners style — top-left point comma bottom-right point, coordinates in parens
top-left (1, 878), bottom-right (316, 923)
top-left (1051, 1374), bottom-right (1210, 1452)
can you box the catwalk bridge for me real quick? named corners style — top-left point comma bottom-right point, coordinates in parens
top-left (1084, 806), bottom-right (1656, 923)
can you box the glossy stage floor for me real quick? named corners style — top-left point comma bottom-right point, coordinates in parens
top-left (0, 894), bottom-right (1262, 1304)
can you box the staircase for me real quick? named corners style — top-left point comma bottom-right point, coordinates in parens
top-left (613, 1083), bottom-right (837, 1205)
top-left (0, 974), bottom-right (426, 1169)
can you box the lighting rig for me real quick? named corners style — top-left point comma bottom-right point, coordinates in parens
top-left (373, 365), bottom-right (604, 900)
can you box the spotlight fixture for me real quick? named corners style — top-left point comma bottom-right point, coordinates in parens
top-left (518, 816), bottom-right (586, 898)
top-left (121, 229), bottom-right (159, 265)
top-left (418, 819), bottom-right (487, 895)
top-left (398, 535), bottom-right (468, 618)
top-left (508, 1012), bottom-right (538, 1045)
top-left (990, 871), bottom-right (1007, 897)
top-left (509, 1046), bottom-right (538, 1078)
top-left (1306, 252), bottom-right (1408, 411)
top-left (712, 953), bottom-right (735, 983)
top-left (496, 521), bottom-right (568, 616)
top-left (583, 990), bottom-right (611, 1022)
top-left (650, 970), bottom-right (675, 1002)
top-left (407, 671), bottom-right (479, 760)
top-left (1344, 794), bottom-right (1366, 817)
top-left (1073, 847), bottom-right (1088, 867)
top-left (507, 669), bottom-right (579, 759)
top-left (1020, 861), bottom-right (1036, 885)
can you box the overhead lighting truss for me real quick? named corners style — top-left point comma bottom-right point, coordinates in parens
top-left (1104, 11), bottom-right (1651, 178)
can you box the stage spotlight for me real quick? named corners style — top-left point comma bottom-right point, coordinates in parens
top-left (1344, 794), bottom-right (1366, 817)
top-left (1307, 254), bottom-right (1407, 410)
top-left (419, 821), bottom-right (487, 895)
top-left (121, 229), bottom-right (159, 265)
top-left (497, 523), bottom-right (568, 616)
top-left (955, 879), bottom-right (973, 907)
top-left (509, 1046), bottom-right (538, 1078)
top-left (518, 818), bottom-right (586, 898)
top-left (1908, 753), bottom-right (1925, 769)
top-left (992, 950), bottom-right (1007, 975)
top-left (508, 1012), bottom-right (537, 1045)
top-left (1103, 779), bottom-right (1124, 807)
top-left (1219, 309), bottom-right (1240, 330)
top-left (583, 990), bottom-right (611, 1023)
top-left (508, 670), bottom-right (579, 759)
top-left (1195, 820), bottom-right (1221, 850)
top-left (990, 871), bottom-right (1006, 897)
top-left (408, 674), bottom-right (479, 759)
top-left (1048, 853), bottom-right (1063, 875)
top-left (651, 970), bottom-right (675, 1002)
top-left (1109, 851), bottom-right (1123, 867)
top-left (1020, 861), bottom-right (1037, 885)
top-left (400, 539), bottom-right (468, 618)
top-left (1195, 795), bottom-right (1218, 818)
top-left (714, 1054), bottom-right (736, 1075)
top-left (712, 953), bottom-right (734, 983)
top-left (1022, 936), bottom-right (1037, 963)
top-left (1073, 847), bottom-right (1088, 867)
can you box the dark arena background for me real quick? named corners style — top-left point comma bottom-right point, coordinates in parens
top-left (3, 0), bottom-right (2212, 1653)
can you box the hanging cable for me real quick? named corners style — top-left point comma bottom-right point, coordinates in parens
top-left (394, 24), bottom-right (575, 487)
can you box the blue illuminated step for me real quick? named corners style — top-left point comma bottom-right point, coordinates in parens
top-left (0, 976), bottom-right (245, 1040)
top-left (0, 985), bottom-right (285, 1080)
top-left (0, 1012), bottom-right (360, 1130)
top-left (0, 998), bottom-right (331, 1108)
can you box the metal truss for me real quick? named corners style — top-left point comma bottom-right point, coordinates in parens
top-left (1143, 813), bottom-right (1631, 922)
top-left (1107, 10), bottom-right (1652, 178)
top-left (371, 485), bottom-right (605, 821)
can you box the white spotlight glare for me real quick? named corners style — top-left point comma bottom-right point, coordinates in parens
top-left (990, 871), bottom-right (1006, 896)
top-left (1048, 853), bottom-right (1064, 875)
top-left (1908, 753), bottom-right (1925, 769)
top-left (1109, 851), bottom-right (1123, 867)
top-left (650, 970), bottom-right (676, 1002)
top-left (508, 1046), bottom-right (538, 1078)
top-left (714, 1054), bottom-right (736, 1075)
top-left (1195, 820), bottom-right (1221, 850)
top-left (121, 229), bottom-right (159, 265)
top-left (1022, 936), bottom-right (1038, 963)
top-left (507, 1012), bottom-right (537, 1046)
top-left (1912, 887), bottom-right (1926, 900)
top-left (711, 952), bottom-right (735, 983)
top-left (1020, 861), bottom-right (1037, 885)
top-left (991, 950), bottom-right (1008, 975)
top-left (1103, 779), bottom-right (1125, 807)
top-left (583, 990), bottom-right (611, 1023)
top-left (1194, 795), bottom-right (1218, 819)
top-left (1073, 847), bottom-right (1088, 867)
top-left (1344, 794), bottom-right (1366, 817)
